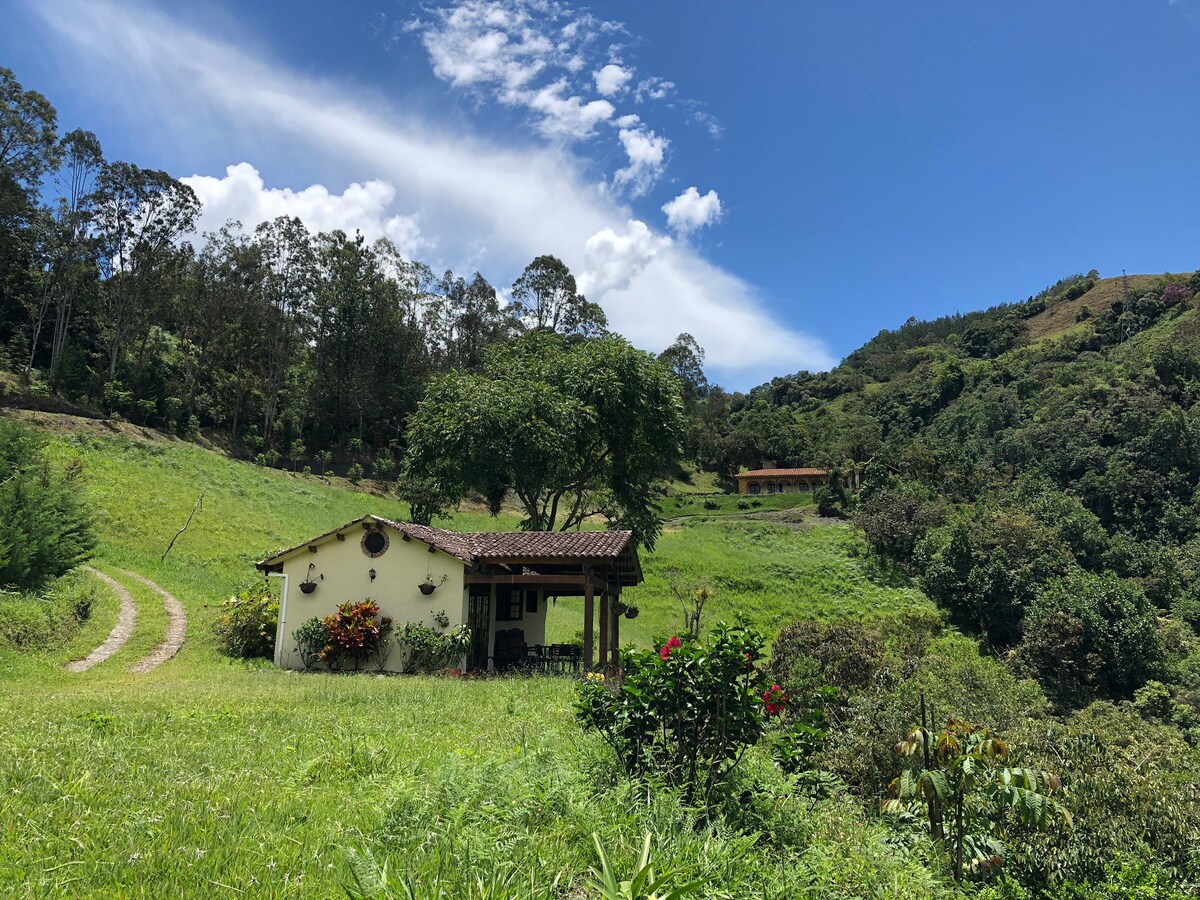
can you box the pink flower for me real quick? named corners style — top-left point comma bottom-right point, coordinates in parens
top-left (762, 683), bottom-right (788, 717)
top-left (660, 636), bottom-right (682, 660)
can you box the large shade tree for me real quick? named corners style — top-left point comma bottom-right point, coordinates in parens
top-left (403, 331), bottom-right (685, 549)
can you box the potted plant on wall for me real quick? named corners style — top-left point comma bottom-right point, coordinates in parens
top-left (418, 573), bottom-right (448, 595)
top-left (300, 562), bottom-right (319, 594)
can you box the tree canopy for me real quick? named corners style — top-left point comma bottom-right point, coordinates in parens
top-left (403, 331), bottom-right (685, 549)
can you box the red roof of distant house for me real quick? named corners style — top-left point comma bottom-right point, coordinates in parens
top-left (734, 468), bottom-right (831, 478)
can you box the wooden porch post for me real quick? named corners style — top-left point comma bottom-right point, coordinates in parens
top-left (583, 574), bottom-right (594, 669)
top-left (610, 588), bottom-right (620, 668)
top-left (598, 589), bottom-right (609, 671)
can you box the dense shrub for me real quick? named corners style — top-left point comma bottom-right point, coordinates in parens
top-left (575, 623), bottom-right (778, 806)
top-left (917, 508), bottom-right (1070, 646)
top-left (1006, 703), bottom-right (1200, 889)
top-left (816, 633), bottom-right (1048, 799)
top-left (213, 580), bottom-right (279, 659)
top-left (1014, 572), bottom-right (1164, 709)
top-left (0, 420), bottom-right (95, 590)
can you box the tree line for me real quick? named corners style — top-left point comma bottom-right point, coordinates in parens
top-left (1, 69), bottom-right (695, 467)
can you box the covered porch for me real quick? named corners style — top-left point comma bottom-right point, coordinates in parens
top-left (460, 534), bottom-right (641, 673)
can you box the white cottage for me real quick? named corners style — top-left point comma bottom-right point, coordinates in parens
top-left (256, 515), bottom-right (642, 672)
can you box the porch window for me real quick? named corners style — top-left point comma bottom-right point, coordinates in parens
top-left (496, 586), bottom-right (525, 621)
top-left (748, 483), bottom-right (761, 495)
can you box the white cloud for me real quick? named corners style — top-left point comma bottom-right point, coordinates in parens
top-left (593, 63), bottom-right (632, 96)
top-left (525, 80), bottom-right (614, 139)
top-left (183, 163), bottom-right (424, 255)
top-left (580, 219), bottom-right (671, 296)
top-left (634, 76), bottom-right (675, 102)
top-left (662, 186), bottom-right (722, 235)
top-left (612, 126), bottom-right (669, 197)
top-left (27, 0), bottom-right (834, 384)
top-left (414, 0), bottom-right (621, 141)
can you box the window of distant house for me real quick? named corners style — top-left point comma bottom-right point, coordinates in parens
top-left (362, 529), bottom-right (389, 557)
top-left (749, 483), bottom-right (761, 495)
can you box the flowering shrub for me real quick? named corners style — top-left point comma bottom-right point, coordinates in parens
top-left (762, 683), bottom-right (788, 716)
top-left (575, 622), bottom-right (778, 806)
top-left (213, 581), bottom-right (279, 659)
top-left (318, 600), bottom-right (394, 670)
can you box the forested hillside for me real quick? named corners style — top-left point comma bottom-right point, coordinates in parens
top-left (710, 270), bottom-right (1200, 710)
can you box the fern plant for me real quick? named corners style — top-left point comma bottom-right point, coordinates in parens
top-left (883, 698), bottom-right (1071, 882)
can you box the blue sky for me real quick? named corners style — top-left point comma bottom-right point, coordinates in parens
top-left (4, 0), bottom-right (1198, 389)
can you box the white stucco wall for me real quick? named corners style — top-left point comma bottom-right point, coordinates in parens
top-left (274, 523), bottom-right (466, 672)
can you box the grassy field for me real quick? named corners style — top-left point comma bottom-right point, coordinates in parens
top-left (0, 415), bottom-right (948, 897)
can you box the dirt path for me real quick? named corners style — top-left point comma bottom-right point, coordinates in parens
top-left (119, 569), bottom-right (188, 674)
top-left (65, 567), bottom-right (138, 673)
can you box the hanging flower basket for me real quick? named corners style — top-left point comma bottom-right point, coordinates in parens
top-left (418, 573), bottom-right (447, 595)
top-left (611, 600), bottom-right (629, 615)
top-left (299, 581), bottom-right (318, 595)
top-left (624, 606), bottom-right (640, 619)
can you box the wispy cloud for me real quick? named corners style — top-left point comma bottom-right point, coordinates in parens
top-left (27, 0), bottom-right (834, 384)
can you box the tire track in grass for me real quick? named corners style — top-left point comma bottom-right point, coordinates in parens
top-left (119, 569), bottom-right (187, 674)
top-left (64, 567), bottom-right (138, 672)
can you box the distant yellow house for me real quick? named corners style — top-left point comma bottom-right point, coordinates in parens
top-left (256, 515), bottom-right (641, 673)
top-left (734, 467), bottom-right (832, 495)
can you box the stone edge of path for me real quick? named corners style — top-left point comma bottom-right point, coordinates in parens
top-left (64, 566), bottom-right (138, 673)
top-left (119, 569), bottom-right (188, 674)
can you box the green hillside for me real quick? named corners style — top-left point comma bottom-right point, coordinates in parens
top-left (0, 413), bottom-right (947, 898)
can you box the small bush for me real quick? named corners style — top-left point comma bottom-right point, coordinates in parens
top-left (213, 581), bottom-right (279, 659)
top-left (394, 619), bottom-right (471, 674)
top-left (0, 571), bottom-right (101, 651)
top-left (320, 600), bottom-right (393, 670)
top-left (575, 622), bottom-right (779, 806)
top-left (702, 498), bottom-right (719, 510)
top-left (347, 463), bottom-right (365, 484)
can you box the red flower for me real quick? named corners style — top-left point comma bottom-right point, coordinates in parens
top-left (762, 683), bottom-right (788, 717)
top-left (660, 636), bottom-right (682, 660)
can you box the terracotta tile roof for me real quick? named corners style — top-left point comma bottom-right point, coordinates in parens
top-left (258, 515), bottom-right (635, 568)
top-left (734, 468), bottom-right (831, 478)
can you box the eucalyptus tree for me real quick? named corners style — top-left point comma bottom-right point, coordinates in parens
top-left (510, 254), bottom-right (607, 337)
top-left (92, 162), bottom-right (200, 379)
top-left (443, 270), bottom-right (521, 371)
top-left (24, 129), bottom-right (105, 380)
top-left (255, 215), bottom-right (315, 442)
top-left (0, 67), bottom-right (60, 349)
top-left (404, 331), bottom-right (685, 550)
top-left (0, 67), bottom-right (60, 192)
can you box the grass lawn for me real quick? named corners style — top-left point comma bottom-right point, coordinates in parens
top-left (0, 418), bottom-right (949, 897)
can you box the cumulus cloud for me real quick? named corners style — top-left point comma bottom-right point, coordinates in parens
top-left (407, 0), bottom-right (698, 194)
top-left (613, 127), bottom-right (669, 197)
top-left (526, 80), bottom-right (614, 139)
top-left (661, 186), bottom-right (722, 235)
top-left (183, 163), bottom-right (423, 254)
top-left (579, 219), bottom-right (671, 296)
top-left (27, 0), bottom-right (834, 385)
top-left (593, 63), bottom-right (632, 96)
top-left (412, 0), bottom-right (623, 140)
